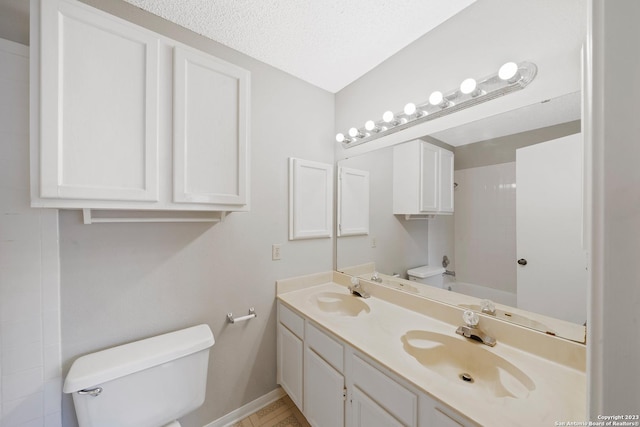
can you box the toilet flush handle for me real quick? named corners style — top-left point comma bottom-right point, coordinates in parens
top-left (77, 387), bottom-right (102, 397)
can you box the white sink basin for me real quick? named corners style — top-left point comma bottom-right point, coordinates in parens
top-left (310, 292), bottom-right (371, 317)
top-left (401, 330), bottom-right (536, 399)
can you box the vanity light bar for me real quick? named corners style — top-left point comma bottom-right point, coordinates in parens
top-left (336, 61), bottom-right (537, 148)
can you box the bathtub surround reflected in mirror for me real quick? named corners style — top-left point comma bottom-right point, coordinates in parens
top-left (336, 93), bottom-right (587, 342)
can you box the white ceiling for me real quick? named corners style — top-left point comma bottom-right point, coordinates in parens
top-left (122, 0), bottom-right (476, 93)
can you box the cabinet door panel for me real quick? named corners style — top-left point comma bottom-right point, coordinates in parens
top-left (338, 167), bottom-right (370, 236)
top-left (306, 322), bottom-right (343, 373)
top-left (352, 354), bottom-right (417, 426)
top-left (40, 0), bottom-right (159, 201)
top-left (289, 158), bottom-right (333, 240)
top-left (439, 149), bottom-right (454, 213)
top-left (433, 408), bottom-right (464, 427)
top-left (173, 46), bottom-right (249, 205)
top-left (352, 387), bottom-right (403, 427)
top-left (304, 348), bottom-right (344, 427)
top-left (277, 324), bottom-right (303, 410)
top-left (419, 143), bottom-right (439, 212)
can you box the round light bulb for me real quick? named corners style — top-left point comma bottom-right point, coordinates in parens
top-left (498, 62), bottom-right (519, 81)
top-left (336, 133), bottom-right (345, 143)
top-left (365, 120), bottom-right (376, 131)
top-left (403, 103), bottom-right (417, 116)
top-left (429, 91), bottom-right (444, 106)
top-left (348, 127), bottom-right (359, 138)
top-left (460, 78), bottom-right (477, 95)
top-left (382, 111), bottom-right (395, 123)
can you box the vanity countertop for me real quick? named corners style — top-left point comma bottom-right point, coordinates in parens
top-left (277, 272), bottom-right (586, 427)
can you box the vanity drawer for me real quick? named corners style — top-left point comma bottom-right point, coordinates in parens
top-left (352, 354), bottom-right (418, 427)
top-left (305, 322), bottom-right (344, 373)
top-left (278, 302), bottom-right (304, 339)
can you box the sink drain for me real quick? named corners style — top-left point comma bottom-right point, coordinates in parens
top-left (459, 373), bottom-right (474, 383)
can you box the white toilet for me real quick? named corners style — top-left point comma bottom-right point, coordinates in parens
top-left (407, 265), bottom-right (446, 288)
top-left (63, 324), bottom-right (215, 427)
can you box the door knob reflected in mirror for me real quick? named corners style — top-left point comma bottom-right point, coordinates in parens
top-left (517, 258), bottom-right (528, 266)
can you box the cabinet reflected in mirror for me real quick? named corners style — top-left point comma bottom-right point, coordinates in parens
top-left (336, 93), bottom-right (587, 342)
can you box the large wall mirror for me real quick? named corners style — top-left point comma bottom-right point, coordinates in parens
top-left (336, 91), bottom-right (587, 342)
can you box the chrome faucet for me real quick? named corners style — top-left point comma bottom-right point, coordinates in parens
top-left (456, 310), bottom-right (496, 346)
top-left (370, 271), bottom-right (383, 283)
top-left (441, 256), bottom-right (455, 277)
top-left (481, 299), bottom-right (496, 315)
top-left (349, 277), bottom-right (370, 299)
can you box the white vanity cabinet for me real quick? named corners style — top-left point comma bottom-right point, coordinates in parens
top-left (277, 303), bottom-right (304, 410)
top-left (349, 353), bottom-right (417, 427)
top-left (419, 395), bottom-right (475, 427)
top-left (276, 301), bottom-right (474, 427)
top-left (304, 323), bottom-right (345, 427)
top-left (393, 140), bottom-right (454, 215)
top-left (30, 0), bottom-right (249, 213)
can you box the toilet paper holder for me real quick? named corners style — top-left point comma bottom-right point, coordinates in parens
top-left (227, 307), bottom-right (257, 324)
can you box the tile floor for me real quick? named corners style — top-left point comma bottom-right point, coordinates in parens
top-left (231, 395), bottom-right (311, 427)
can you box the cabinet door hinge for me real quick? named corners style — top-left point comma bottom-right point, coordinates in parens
top-left (343, 387), bottom-right (347, 402)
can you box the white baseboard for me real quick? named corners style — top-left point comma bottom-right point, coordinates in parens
top-left (203, 387), bottom-right (287, 427)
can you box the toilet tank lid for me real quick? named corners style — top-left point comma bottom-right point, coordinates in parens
top-left (407, 265), bottom-right (446, 278)
top-left (63, 324), bottom-right (214, 394)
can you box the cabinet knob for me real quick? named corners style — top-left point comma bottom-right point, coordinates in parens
top-left (517, 258), bottom-right (528, 266)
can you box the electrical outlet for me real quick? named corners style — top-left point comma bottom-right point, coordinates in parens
top-left (272, 244), bottom-right (282, 260)
top-left (371, 237), bottom-right (377, 248)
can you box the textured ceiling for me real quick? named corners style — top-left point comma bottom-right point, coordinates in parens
top-left (122, 0), bottom-right (476, 93)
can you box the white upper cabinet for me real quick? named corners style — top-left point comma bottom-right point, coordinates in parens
top-left (439, 148), bottom-right (455, 213)
top-left (36, 0), bottom-right (160, 203)
top-left (30, 0), bottom-right (250, 212)
top-left (288, 158), bottom-right (333, 240)
top-left (393, 140), bottom-right (454, 215)
top-left (338, 167), bottom-right (370, 237)
top-left (173, 46), bottom-right (249, 206)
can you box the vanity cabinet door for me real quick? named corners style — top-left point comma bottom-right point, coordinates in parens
top-left (351, 386), bottom-right (403, 427)
top-left (35, 0), bottom-right (160, 203)
top-left (304, 347), bottom-right (345, 427)
top-left (277, 324), bottom-right (304, 411)
top-left (277, 303), bottom-right (305, 410)
top-left (419, 394), bottom-right (477, 427)
top-left (350, 354), bottom-right (418, 427)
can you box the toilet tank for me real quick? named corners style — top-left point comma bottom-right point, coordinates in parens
top-left (64, 324), bottom-right (214, 427)
top-left (407, 265), bottom-right (446, 288)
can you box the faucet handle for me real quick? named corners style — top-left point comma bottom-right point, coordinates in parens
top-left (462, 310), bottom-right (479, 327)
top-left (350, 276), bottom-right (359, 286)
top-left (481, 299), bottom-right (496, 315)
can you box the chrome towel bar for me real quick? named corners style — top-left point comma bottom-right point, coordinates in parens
top-left (227, 307), bottom-right (256, 324)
